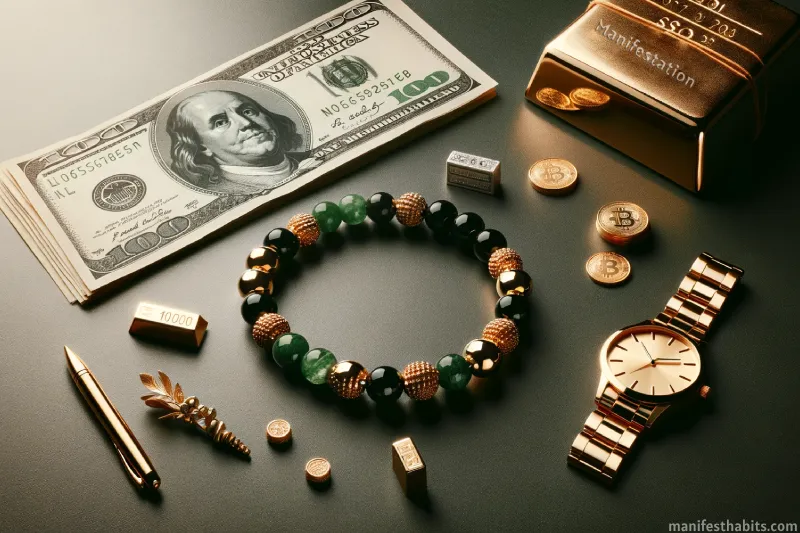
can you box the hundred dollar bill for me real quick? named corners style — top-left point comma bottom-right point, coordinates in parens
top-left (0, 0), bottom-right (496, 304)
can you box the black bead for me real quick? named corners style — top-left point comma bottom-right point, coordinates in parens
top-left (474, 229), bottom-right (508, 262)
top-left (463, 339), bottom-right (502, 377)
top-left (495, 294), bottom-right (529, 324)
top-left (366, 192), bottom-right (396, 224)
top-left (366, 366), bottom-right (404, 402)
top-left (453, 212), bottom-right (485, 244)
top-left (241, 292), bottom-right (278, 325)
top-left (496, 269), bottom-right (534, 297)
top-left (425, 200), bottom-right (458, 233)
top-left (263, 228), bottom-right (300, 258)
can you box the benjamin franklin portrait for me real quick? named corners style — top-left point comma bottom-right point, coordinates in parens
top-left (165, 90), bottom-right (320, 194)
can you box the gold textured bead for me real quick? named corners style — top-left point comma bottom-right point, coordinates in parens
top-left (488, 248), bottom-right (523, 279)
top-left (328, 361), bottom-right (370, 399)
top-left (401, 361), bottom-right (439, 401)
top-left (252, 313), bottom-right (290, 347)
top-left (482, 318), bottom-right (519, 354)
top-left (394, 192), bottom-right (428, 227)
top-left (286, 213), bottom-right (320, 247)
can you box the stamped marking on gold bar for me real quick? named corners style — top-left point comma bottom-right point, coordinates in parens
top-left (392, 437), bottom-right (427, 495)
top-left (129, 302), bottom-right (208, 349)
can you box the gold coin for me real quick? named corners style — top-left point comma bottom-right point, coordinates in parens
top-left (305, 458), bottom-right (331, 483)
top-left (596, 201), bottom-right (650, 245)
top-left (535, 87), bottom-right (579, 111)
top-left (528, 158), bottom-right (579, 195)
top-left (586, 252), bottom-right (631, 286)
top-left (266, 419), bottom-right (292, 445)
top-left (569, 87), bottom-right (611, 110)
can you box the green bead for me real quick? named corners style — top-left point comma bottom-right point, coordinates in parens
top-left (300, 348), bottom-right (337, 385)
top-left (436, 354), bottom-right (472, 391)
top-left (312, 201), bottom-right (342, 233)
top-left (272, 333), bottom-right (309, 369)
top-left (338, 194), bottom-right (367, 225)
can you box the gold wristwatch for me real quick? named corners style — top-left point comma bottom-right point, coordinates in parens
top-left (568, 253), bottom-right (744, 483)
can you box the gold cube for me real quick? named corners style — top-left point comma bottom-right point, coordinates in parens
top-left (392, 437), bottom-right (426, 496)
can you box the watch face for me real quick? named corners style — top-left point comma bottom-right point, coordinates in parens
top-left (600, 324), bottom-right (701, 402)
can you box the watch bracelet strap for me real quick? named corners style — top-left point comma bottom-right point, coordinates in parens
top-left (569, 253), bottom-right (743, 483)
top-left (654, 252), bottom-right (744, 343)
top-left (568, 384), bottom-right (651, 483)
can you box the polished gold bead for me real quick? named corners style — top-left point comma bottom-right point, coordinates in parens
top-left (286, 213), bottom-right (320, 247)
top-left (394, 192), bottom-right (428, 227)
top-left (488, 248), bottom-right (523, 279)
top-left (238, 268), bottom-right (274, 296)
top-left (496, 269), bottom-right (533, 296)
top-left (252, 313), bottom-right (290, 347)
top-left (482, 318), bottom-right (519, 354)
top-left (401, 361), bottom-right (439, 401)
top-left (327, 361), bottom-right (370, 399)
top-left (246, 246), bottom-right (280, 274)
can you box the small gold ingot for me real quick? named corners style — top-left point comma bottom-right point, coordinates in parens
top-left (252, 313), bottom-right (290, 347)
top-left (246, 246), bottom-right (280, 274)
top-left (327, 361), bottom-right (370, 399)
top-left (287, 213), bottom-right (320, 247)
top-left (305, 457), bottom-right (331, 483)
top-left (402, 361), bottom-right (439, 401)
top-left (140, 371), bottom-right (250, 456)
top-left (129, 302), bottom-right (208, 349)
top-left (488, 248), bottom-right (523, 279)
top-left (266, 419), bottom-right (292, 445)
top-left (392, 437), bottom-right (426, 496)
top-left (238, 268), bottom-right (274, 296)
top-left (394, 192), bottom-right (428, 227)
top-left (482, 318), bottom-right (519, 354)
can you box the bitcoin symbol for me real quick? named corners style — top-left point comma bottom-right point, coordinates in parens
top-left (609, 208), bottom-right (634, 227)
top-left (602, 259), bottom-right (619, 277)
top-left (544, 164), bottom-right (564, 183)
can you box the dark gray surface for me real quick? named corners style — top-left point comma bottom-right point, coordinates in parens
top-left (1, 1), bottom-right (799, 531)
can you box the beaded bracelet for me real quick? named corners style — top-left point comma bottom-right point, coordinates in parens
top-left (237, 192), bottom-right (533, 402)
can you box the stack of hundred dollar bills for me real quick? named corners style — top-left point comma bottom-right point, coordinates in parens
top-left (0, 0), bottom-right (496, 304)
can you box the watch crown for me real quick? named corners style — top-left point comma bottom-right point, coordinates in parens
top-left (699, 385), bottom-right (711, 399)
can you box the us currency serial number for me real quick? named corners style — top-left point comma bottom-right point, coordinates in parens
top-left (320, 70), bottom-right (411, 116)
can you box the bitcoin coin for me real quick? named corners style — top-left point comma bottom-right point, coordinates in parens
top-left (569, 87), bottom-right (611, 110)
top-left (585, 252), bottom-right (631, 286)
top-left (595, 201), bottom-right (650, 245)
top-left (266, 419), bottom-right (292, 445)
top-left (305, 458), bottom-right (332, 483)
top-left (528, 158), bottom-right (579, 195)
top-left (535, 87), bottom-right (579, 111)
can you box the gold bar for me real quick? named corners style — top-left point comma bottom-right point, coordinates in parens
top-left (392, 437), bottom-right (426, 496)
top-left (526, 0), bottom-right (800, 192)
top-left (129, 302), bottom-right (208, 349)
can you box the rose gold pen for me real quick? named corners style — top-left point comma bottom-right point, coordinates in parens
top-left (65, 346), bottom-right (160, 490)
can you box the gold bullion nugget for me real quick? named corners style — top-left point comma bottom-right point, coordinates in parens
top-left (596, 201), bottom-right (650, 245)
top-left (569, 87), bottom-right (610, 110)
top-left (305, 458), bottom-right (331, 483)
top-left (129, 302), bottom-right (208, 349)
top-left (586, 252), bottom-right (631, 286)
top-left (535, 88), bottom-right (579, 111)
top-left (528, 158), bottom-right (578, 195)
top-left (266, 419), bottom-right (292, 445)
top-left (392, 437), bottom-right (426, 495)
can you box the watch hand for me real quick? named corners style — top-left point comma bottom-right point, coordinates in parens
top-left (630, 360), bottom-right (681, 374)
top-left (641, 342), bottom-right (655, 363)
top-left (630, 362), bottom-right (653, 374)
top-left (654, 357), bottom-right (681, 361)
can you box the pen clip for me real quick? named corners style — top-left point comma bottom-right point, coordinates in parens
top-left (114, 445), bottom-right (145, 489)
